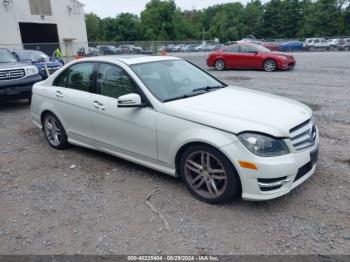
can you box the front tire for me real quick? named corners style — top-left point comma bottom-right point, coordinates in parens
top-left (42, 112), bottom-right (68, 149)
top-left (180, 144), bottom-right (241, 204)
top-left (214, 59), bottom-right (225, 71)
top-left (263, 59), bottom-right (277, 72)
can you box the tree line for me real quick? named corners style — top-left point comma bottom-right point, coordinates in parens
top-left (86, 0), bottom-right (350, 43)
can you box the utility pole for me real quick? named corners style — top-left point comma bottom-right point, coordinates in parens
top-left (202, 27), bottom-right (205, 42)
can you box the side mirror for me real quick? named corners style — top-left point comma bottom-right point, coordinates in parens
top-left (118, 93), bottom-right (147, 108)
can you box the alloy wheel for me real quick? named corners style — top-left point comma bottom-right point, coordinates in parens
top-left (44, 115), bottom-right (62, 147)
top-left (184, 151), bottom-right (228, 199)
top-left (264, 59), bottom-right (276, 72)
top-left (215, 60), bottom-right (225, 71)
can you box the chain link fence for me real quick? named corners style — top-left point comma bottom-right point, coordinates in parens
top-left (2, 37), bottom-right (350, 63)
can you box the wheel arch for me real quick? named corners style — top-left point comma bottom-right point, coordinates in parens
top-left (174, 141), bottom-right (242, 194)
top-left (174, 141), bottom-right (240, 177)
top-left (262, 57), bottom-right (279, 70)
top-left (41, 110), bottom-right (53, 126)
top-left (40, 108), bottom-right (67, 134)
top-left (214, 58), bottom-right (225, 69)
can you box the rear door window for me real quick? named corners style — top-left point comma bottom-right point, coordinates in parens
top-left (67, 63), bottom-right (96, 92)
top-left (240, 45), bottom-right (257, 53)
top-left (223, 45), bottom-right (240, 53)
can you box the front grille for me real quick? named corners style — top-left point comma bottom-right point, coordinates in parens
top-left (289, 118), bottom-right (316, 151)
top-left (0, 69), bottom-right (25, 80)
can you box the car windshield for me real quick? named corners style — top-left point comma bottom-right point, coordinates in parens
top-left (131, 60), bottom-right (224, 102)
top-left (17, 51), bottom-right (49, 62)
top-left (252, 44), bottom-right (271, 53)
top-left (0, 49), bottom-right (18, 63)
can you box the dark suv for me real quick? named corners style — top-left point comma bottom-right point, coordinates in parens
top-left (0, 48), bottom-right (42, 103)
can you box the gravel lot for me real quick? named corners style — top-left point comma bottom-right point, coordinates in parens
top-left (0, 51), bottom-right (349, 255)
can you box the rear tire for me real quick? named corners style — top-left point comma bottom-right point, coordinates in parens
top-left (42, 112), bottom-right (68, 150)
top-left (214, 59), bottom-right (225, 71)
top-left (179, 144), bottom-right (241, 204)
top-left (345, 46), bottom-right (350, 51)
top-left (263, 59), bottom-right (277, 72)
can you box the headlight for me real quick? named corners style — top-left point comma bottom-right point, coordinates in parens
top-left (25, 66), bottom-right (39, 76)
top-left (238, 132), bottom-right (290, 157)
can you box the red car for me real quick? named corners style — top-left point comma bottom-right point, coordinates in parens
top-left (207, 43), bottom-right (296, 72)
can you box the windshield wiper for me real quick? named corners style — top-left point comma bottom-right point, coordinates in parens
top-left (192, 85), bottom-right (225, 93)
top-left (163, 91), bottom-right (206, 103)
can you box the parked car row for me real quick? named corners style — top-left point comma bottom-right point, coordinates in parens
top-left (93, 45), bottom-right (152, 56)
top-left (239, 37), bottom-right (350, 52)
top-left (159, 43), bottom-right (225, 53)
top-left (302, 38), bottom-right (349, 51)
top-left (76, 45), bottom-right (153, 57)
top-left (75, 37), bottom-right (350, 59)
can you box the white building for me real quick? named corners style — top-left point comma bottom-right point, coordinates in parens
top-left (0, 0), bottom-right (88, 59)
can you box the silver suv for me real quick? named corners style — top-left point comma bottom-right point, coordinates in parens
top-left (0, 48), bottom-right (42, 103)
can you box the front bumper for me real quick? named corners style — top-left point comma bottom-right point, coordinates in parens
top-left (280, 59), bottom-right (296, 70)
top-left (0, 74), bottom-right (42, 100)
top-left (221, 132), bottom-right (319, 201)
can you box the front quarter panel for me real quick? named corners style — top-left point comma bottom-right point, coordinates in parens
top-left (156, 112), bottom-right (238, 170)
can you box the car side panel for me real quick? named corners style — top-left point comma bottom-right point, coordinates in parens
top-left (32, 81), bottom-right (96, 149)
top-left (91, 94), bottom-right (158, 162)
top-left (223, 52), bottom-right (240, 68)
top-left (53, 87), bottom-right (97, 148)
top-left (238, 53), bottom-right (263, 69)
top-left (156, 112), bottom-right (237, 171)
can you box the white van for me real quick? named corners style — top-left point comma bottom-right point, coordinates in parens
top-left (303, 38), bottom-right (330, 51)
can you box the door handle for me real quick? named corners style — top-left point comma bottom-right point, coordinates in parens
top-left (93, 101), bottom-right (100, 109)
top-left (55, 91), bottom-right (63, 98)
top-left (93, 101), bottom-right (105, 110)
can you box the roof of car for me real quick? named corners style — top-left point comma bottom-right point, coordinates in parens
top-left (81, 55), bottom-right (181, 65)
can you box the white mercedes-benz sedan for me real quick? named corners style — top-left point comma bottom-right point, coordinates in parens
top-left (31, 55), bottom-right (319, 204)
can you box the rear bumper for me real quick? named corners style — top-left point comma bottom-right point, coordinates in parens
top-left (0, 74), bottom-right (42, 100)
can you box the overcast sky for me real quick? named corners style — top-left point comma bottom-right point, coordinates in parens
top-left (80, 0), bottom-right (245, 18)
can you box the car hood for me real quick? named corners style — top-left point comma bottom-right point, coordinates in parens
top-left (0, 62), bottom-right (31, 70)
top-left (162, 86), bottom-right (312, 137)
top-left (34, 61), bottom-right (62, 68)
top-left (269, 51), bottom-right (294, 58)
